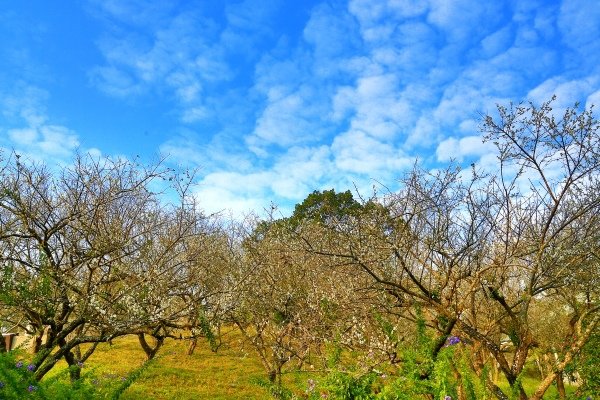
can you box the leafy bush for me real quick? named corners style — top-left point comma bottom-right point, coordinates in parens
top-left (283, 313), bottom-right (491, 400)
top-left (0, 349), bottom-right (151, 399)
top-left (569, 328), bottom-right (600, 398)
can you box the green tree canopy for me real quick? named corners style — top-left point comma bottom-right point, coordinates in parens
top-left (288, 189), bottom-right (364, 227)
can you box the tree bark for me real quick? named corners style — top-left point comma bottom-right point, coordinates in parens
top-left (530, 310), bottom-right (600, 400)
top-left (556, 371), bottom-right (566, 400)
top-left (138, 333), bottom-right (164, 361)
top-left (187, 337), bottom-right (197, 355)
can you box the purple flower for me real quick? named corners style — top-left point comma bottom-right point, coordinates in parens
top-left (27, 363), bottom-right (36, 372)
top-left (447, 336), bottom-right (460, 346)
top-left (27, 385), bottom-right (37, 392)
top-left (444, 396), bottom-right (452, 400)
top-left (15, 361), bottom-right (23, 368)
top-left (0, 381), bottom-right (4, 388)
top-left (77, 361), bottom-right (84, 368)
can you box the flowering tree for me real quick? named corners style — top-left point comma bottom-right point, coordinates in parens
top-left (227, 217), bottom-right (332, 384)
top-left (479, 98), bottom-right (600, 400)
top-left (0, 154), bottom-right (208, 380)
top-left (292, 98), bottom-right (600, 400)
top-left (230, 194), bottom-right (417, 386)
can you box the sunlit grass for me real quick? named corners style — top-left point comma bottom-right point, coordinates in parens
top-left (80, 333), bottom-right (268, 399)
top-left (42, 333), bottom-right (579, 399)
top-left (496, 374), bottom-right (577, 399)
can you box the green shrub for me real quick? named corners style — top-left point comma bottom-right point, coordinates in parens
top-left (0, 349), bottom-right (151, 399)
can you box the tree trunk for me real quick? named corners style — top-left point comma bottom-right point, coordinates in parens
top-left (556, 371), bottom-right (566, 400)
top-left (31, 331), bottom-right (43, 354)
top-left (530, 310), bottom-right (600, 400)
top-left (61, 338), bottom-right (81, 382)
top-left (187, 338), bottom-right (197, 356)
top-left (68, 362), bottom-right (82, 381)
top-left (138, 333), bottom-right (164, 361)
top-left (268, 369), bottom-right (276, 383)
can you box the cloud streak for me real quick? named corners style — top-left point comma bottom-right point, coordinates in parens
top-left (0, 84), bottom-right (82, 162)
top-left (149, 0), bottom-right (600, 215)
top-left (2, 0), bottom-right (599, 217)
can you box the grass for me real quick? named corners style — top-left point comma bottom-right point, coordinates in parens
top-left (39, 332), bottom-right (579, 399)
top-left (495, 374), bottom-right (577, 400)
top-left (80, 333), bottom-right (271, 399)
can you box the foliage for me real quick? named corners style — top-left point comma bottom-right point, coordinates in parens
top-left (0, 153), bottom-right (221, 379)
top-left (287, 309), bottom-right (491, 400)
top-left (287, 189), bottom-right (365, 228)
top-left (317, 371), bottom-right (377, 400)
top-left (197, 312), bottom-right (220, 353)
top-left (570, 328), bottom-right (600, 397)
top-left (251, 376), bottom-right (295, 400)
top-left (1, 96), bottom-right (599, 400)
top-left (0, 349), bottom-right (150, 399)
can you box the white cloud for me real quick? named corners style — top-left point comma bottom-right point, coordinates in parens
top-left (558, 0), bottom-right (600, 73)
top-left (250, 85), bottom-right (325, 148)
top-left (586, 90), bottom-right (600, 110)
top-left (6, 124), bottom-right (79, 160)
top-left (480, 25), bottom-right (514, 58)
top-left (194, 184), bottom-right (270, 218)
top-left (38, 126), bottom-right (80, 157)
top-left (406, 115), bottom-right (439, 148)
top-left (1, 85), bottom-right (49, 127)
top-left (427, 0), bottom-right (503, 43)
top-left (332, 130), bottom-right (411, 175)
top-left (304, 4), bottom-right (354, 57)
top-left (527, 76), bottom-right (600, 115)
top-left (349, 0), bottom-right (429, 39)
top-left (86, 147), bottom-right (103, 159)
top-left (194, 170), bottom-right (276, 217)
top-left (1, 85), bottom-right (81, 162)
top-left (435, 135), bottom-right (494, 163)
top-left (90, 66), bottom-right (143, 97)
top-left (8, 128), bottom-right (38, 145)
top-left (160, 129), bottom-right (254, 172)
top-left (89, 0), bottom-right (175, 26)
top-left (247, 4), bottom-right (355, 153)
top-left (160, 136), bottom-right (206, 167)
top-left (90, 8), bottom-right (232, 122)
top-left (188, 144), bottom-right (332, 216)
top-left (270, 145), bottom-right (332, 198)
top-left (87, 0), bottom-right (600, 218)
top-left (181, 106), bottom-right (208, 123)
top-left (346, 74), bottom-right (415, 140)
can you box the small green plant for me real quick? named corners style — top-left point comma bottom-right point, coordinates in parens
top-left (198, 312), bottom-right (220, 352)
top-left (0, 349), bottom-right (152, 399)
top-left (568, 328), bottom-right (600, 398)
top-left (300, 308), bottom-right (492, 400)
top-left (251, 376), bottom-right (294, 400)
top-left (316, 371), bottom-right (377, 400)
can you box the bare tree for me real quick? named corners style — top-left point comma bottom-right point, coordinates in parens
top-left (480, 98), bottom-right (600, 399)
top-left (0, 153), bottom-right (205, 380)
top-left (292, 98), bottom-right (600, 399)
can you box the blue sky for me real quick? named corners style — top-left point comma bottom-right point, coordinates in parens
top-left (1, 0), bottom-right (599, 216)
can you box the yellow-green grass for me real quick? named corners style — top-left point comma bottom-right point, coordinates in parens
top-left (39, 334), bottom-right (578, 399)
top-left (32, 328), bottom-right (316, 399)
top-left (77, 335), bottom-right (272, 399)
top-left (496, 375), bottom-right (577, 399)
